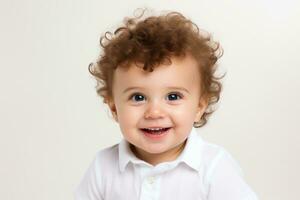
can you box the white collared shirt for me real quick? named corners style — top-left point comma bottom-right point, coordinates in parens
top-left (74, 128), bottom-right (259, 200)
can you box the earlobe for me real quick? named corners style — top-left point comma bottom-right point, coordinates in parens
top-left (112, 111), bottom-right (118, 122)
top-left (195, 110), bottom-right (203, 123)
top-left (195, 98), bottom-right (208, 122)
top-left (107, 100), bottom-right (118, 122)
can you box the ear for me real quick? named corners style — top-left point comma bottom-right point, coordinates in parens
top-left (107, 99), bottom-right (118, 122)
top-left (194, 97), bottom-right (208, 122)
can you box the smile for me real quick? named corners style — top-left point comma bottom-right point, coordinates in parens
top-left (140, 127), bottom-right (171, 139)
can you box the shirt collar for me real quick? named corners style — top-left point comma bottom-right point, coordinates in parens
top-left (118, 127), bottom-right (204, 172)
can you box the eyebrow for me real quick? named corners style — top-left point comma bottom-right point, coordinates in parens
top-left (122, 86), bottom-right (190, 94)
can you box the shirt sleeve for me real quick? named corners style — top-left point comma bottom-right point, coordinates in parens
top-left (206, 149), bottom-right (259, 200)
top-left (74, 154), bottom-right (104, 200)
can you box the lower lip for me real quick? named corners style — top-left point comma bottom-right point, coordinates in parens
top-left (141, 128), bottom-right (171, 140)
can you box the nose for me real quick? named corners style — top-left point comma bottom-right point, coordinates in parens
top-left (144, 100), bottom-right (166, 119)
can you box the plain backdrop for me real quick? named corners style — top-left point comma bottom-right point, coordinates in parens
top-left (1, 0), bottom-right (299, 199)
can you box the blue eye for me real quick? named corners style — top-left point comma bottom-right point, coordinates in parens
top-left (130, 93), bottom-right (145, 102)
top-left (167, 93), bottom-right (182, 101)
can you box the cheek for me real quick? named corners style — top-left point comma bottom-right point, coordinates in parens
top-left (173, 102), bottom-right (198, 115)
top-left (117, 106), bottom-right (143, 125)
top-left (170, 104), bottom-right (199, 123)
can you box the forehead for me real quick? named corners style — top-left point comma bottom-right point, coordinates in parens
top-left (113, 55), bottom-right (201, 91)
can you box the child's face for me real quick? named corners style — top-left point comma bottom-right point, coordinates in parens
top-left (108, 55), bottom-right (207, 165)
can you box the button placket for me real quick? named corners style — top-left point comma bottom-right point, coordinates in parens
top-left (147, 176), bottom-right (155, 185)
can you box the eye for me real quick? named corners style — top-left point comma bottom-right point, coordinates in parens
top-left (129, 93), bottom-right (145, 102)
top-left (167, 92), bottom-right (183, 101)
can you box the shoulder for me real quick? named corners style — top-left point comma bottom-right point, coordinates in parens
top-left (84, 142), bottom-right (120, 176)
top-left (82, 143), bottom-right (120, 183)
top-left (94, 143), bottom-right (119, 164)
top-left (199, 140), bottom-right (258, 199)
top-left (74, 143), bottom-right (120, 200)
top-left (89, 143), bottom-right (120, 181)
top-left (200, 140), bottom-right (244, 180)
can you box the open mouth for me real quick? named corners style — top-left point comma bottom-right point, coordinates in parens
top-left (140, 127), bottom-right (171, 135)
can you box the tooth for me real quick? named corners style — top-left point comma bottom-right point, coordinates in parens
top-left (147, 128), bottom-right (163, 131)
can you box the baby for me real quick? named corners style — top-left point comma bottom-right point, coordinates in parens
top-left (74, 9), bottom-right (259, 200)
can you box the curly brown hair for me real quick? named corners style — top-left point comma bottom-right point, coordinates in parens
top-left (88, 9), bottom-right (225, 128)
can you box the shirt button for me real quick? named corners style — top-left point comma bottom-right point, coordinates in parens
top-left (147, 176), bottom-right (155, 184)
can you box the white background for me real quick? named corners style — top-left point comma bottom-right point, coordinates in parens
top-left (1, 0), bottom-right (299, 199)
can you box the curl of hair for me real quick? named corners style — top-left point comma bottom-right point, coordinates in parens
top-left (89, 9), bottom-right (225, 128)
